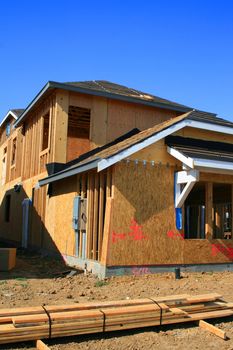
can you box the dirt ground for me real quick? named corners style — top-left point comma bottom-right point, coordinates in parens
top-left (1, 251), bottom-right (233, 350)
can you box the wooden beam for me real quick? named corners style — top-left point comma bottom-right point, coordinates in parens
top-left (93, 173), bottom-right (99, 260)
top-left (98, 172), bottom-right (105, 260)
top-left (106, 168), bottom-right (111, 197)
top-left (35, 339), bottom-right (51, 350)
top-left (205, 182), bottom-right (213, 239)
top-left (100, 197), bottom-right (113, 265)
top-left (86, 173), bottom-right (94, 259)
top-left (197, 320), bottom-right (227, 340)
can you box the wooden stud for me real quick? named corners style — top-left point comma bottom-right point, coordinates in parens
top-left (106, 168), bottom-right (112, 197)
top-left (98, 172), bottom-right (105, 260)
top-left (205, 182), bottom-right (213, 239)
top-left (86, 173), bottom-right (94, 259)
top-left (93, 173), bottom-right (99, 260)
top-left (100, 197), bottom-right (113, 264)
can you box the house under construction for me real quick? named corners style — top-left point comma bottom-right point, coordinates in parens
top-left (1, 81), bottom-right (233, 277)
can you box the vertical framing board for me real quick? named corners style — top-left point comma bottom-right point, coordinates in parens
top-left (85, 171), bottom-right (109, 261)
top-left (100, 197), bottom-right (113, 264)
top-left (80, 174), bottom-right (87, 258)
top-left (106, 168), bottom-right (112, 197)
top-left (205, 182), bottom-right (213, 239)
top-left (93, 173), bottom-right (99, 260)
top-left (52, 90), bottom-right (69, 163)
top-left (98, 172), bottom-right (105, 259)
top-left (86, 173), bottom-right (94, 259)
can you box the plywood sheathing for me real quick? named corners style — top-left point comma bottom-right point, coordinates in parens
top-left (21, 95), bottom-right (55, 180)
top-left (69, 93), bottom-right (108, 148)
top-left (53, 90), bottom-right (69, 163)
top-left (106, 99), bottom-right (177, 143)
top-left (49, 178), bottom-right (76, 256)
top-left (108, 162), bottom-right (185, 266)
top-left (108, 162), bottom-right (233, 267)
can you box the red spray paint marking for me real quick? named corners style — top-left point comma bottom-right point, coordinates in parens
top-left (132, 267), bottom-right (150, 276)
top-left (167, 230), bottom-right (184, 240)
top-left (112, 219), bottom-right (147, 243)
top-left (211, 244), bottom-right (233, 259)
top-left (112, 231), bottom-right (127, 244)
top-left (129, 219), bottom-right (147, 241)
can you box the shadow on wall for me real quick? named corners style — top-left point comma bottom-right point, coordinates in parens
top-left (115, 162), bottom-right (174, 224)
top-left (0, 185), bottom-right (68, 280)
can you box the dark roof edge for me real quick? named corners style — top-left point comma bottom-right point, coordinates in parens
top-left (14, 80), bottom-right (192, 127)
top-left (38, 159), bottom-right (99, 187)
top-left (14, 82), bottom-right (51, 127)
top-left (49, 81), bottom-right (192, 112)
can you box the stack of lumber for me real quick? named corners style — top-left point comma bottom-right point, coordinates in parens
top-left (0, 293), bottom-right (232, 344)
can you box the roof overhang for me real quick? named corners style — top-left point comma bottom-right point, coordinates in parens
top-left (98, 118), bottom-right (233, 172)
top-left (168, 146), bottom-right (233, 175)
top-left (14, 81), bottom-right (191, 127)
top-left (0, 110), bottom-right (18, 128)
top-left (38, 117), bottom-right (233, 187)
top-left (38, 159), bottom-right (99, 187)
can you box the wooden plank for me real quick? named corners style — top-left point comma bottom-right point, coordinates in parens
top-left (86, 173), bottom-right (94, 259)
top-left (205, 182), bottom-right (213, 239)
top-left (93, 173), bottom-right (99, 260)
top-left (53, 90), bottom-right (69, 163)
top-left (106, 168), bottom-right (111, 197)
top-left (198, 320), bottom-right (227, 340)
top-left (35, 339), bottom-right (51, 350)
top-left (100, 197), bottom-right (113, 264)
top-left (98, 172), bottom-right (105, 260)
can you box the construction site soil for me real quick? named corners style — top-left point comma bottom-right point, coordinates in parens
top-left (1, 252), bottom-right (233, 350)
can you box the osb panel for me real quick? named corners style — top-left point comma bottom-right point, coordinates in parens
top-left (69, 92), bottom-right (108, 148)
top-left (183, 239), bottom-right (233, 264)
top-left (52, 178), bottom-right (77, 256)
top-left (0, 187), bottom-right (24, 243)
top-left (130, 140), bottom-right (180, 166)
top-left (0, 172), bottom-right (48, 245)
top-left (69, 92), bottom-right (93, 109)
top-left (108, 162), bottom-right (184, 266)
top-left (108, 163), bottom-right (233, 267)
top-left (91, 97), bottom-right (108, 147)
top-left (66, 128), bottom-right (90, 162)
top-left (53, 91), bottom-right (69, 163)
top-left (107, 99), bottom-right (177, 143)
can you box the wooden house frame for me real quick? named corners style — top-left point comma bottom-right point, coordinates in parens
top-left (1, 81), bottom-right (233, 277)
top-left (36, 110), bottom-right (233, 276)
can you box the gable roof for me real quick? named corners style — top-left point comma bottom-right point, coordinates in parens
top-left (0, 109), bottom-right (24, 128)
top-left (14, 80), bottom-right (192, 127)
top-left (38, 110), bottom-right (233, 186)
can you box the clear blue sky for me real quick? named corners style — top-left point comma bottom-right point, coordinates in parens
top-left (1, 0), bottom-right (233, 120)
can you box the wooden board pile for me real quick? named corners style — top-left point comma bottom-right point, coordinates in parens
top-left (0, 293), bottom-right (232, 344)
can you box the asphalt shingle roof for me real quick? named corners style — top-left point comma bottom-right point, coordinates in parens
top-left (65, 80), bottom-right (191, 111)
